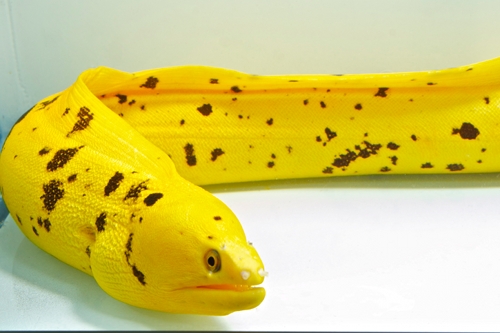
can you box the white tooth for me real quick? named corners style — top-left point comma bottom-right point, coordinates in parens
top-left (241, 270), bottom-right (250, 280)
top-left (258, 268), bottom-right (269, 277)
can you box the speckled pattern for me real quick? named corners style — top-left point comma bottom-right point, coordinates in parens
top-left (1, 57), bottom-right (500, 316)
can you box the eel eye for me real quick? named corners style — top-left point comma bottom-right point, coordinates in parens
top-left (205, 249), bottom-right (221, 272)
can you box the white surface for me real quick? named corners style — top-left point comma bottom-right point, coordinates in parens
top-left (1, 0), bottom-right (500, 331)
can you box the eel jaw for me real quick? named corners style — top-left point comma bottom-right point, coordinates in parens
top-left (196, 284), bottom-right (259, 291)
top-left (168, 283), bottom-right (266, 315)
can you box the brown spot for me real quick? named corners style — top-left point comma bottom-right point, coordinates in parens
top-left (40, 180), bottom-right (64, 212)
top-left (332, 150), bottom-right (357, 168)
top-left (452, 122), bottom-right (480, 140)
top-left (484, 97), bottom-right (490, 104)
top-left (32, 127), bottom-right (37, 131)
top-left (62, 108), bottom-right (70, 116)
top-left (46, 147), bottom-right (82, 171)
top-left (231, 86), bottom-right (242, 93)
top-left (427, 82), bottom-right (436, 86)
top-left (322, 167), bottom-right (333, 174)
top-left (67, 174), bottom-right (77, 183)
top-left (303, 99), bottom-right (309, 105)
top-left (39, 147), bottom-right (51, 156)
top-left (126, 233), bottom-right (134, 253)
top-left (316, 136), bottom-right (322, 142)
top-left (16, 214), bottom-right (22, 225)
top-left (128, 100), bottom-right (136, 106)
top-left (390, 156), bottom-right (398, 165)
top-left (238, 115), bottom-right (243, 119)
top-left (268, 161), bottom-right (275, 168)
top-left (380, 166), bottom-right (391, 172)
top-left (289, 80), bottom-right (298, 82)
top-left (85, 246), bottom-right (91, 257)
top-left (140, 76), bottom-right (159, 89)
top-left (356, 141), bottom-right (382, 159)
top-left (232, 97), bottom-right (237, 101)
top-left (210, 78), bottom-right (219, 84)
top-left (210, 148), bottom-right (225, 161)
top-left (140, 105), bottom-right (145, 110)
top-left (37, 217), bottom-right (51, 232)
top-left (125, 251), bottom-right (131, 265)
top-left (180, 119), bottom-right (185, 125)
top-left (387, 142), bottom-right (400, 150)
top-left (184, 143), bottom-right (197, 166)
top-left (286, 146), bottom-right (293, 153)
top-left (124, 180), bottom-right (149, 201)
top-left (332, 141), bottom-right (382, 169)
top-left (39, 96), bottom-right (59, 109)
top-left (411, 134), bottom-right (417, 141)
top-left (482, 148), bottom-right (486, 152)
top-left (374, 87), bottom-right (389, 97)
top-left (144, 193), bottom-right (164, 206)
top-left (447, 163), bottom-right (464, 172)
top-left (116, 94), bottom-right (127, 104)
top-left (478, 160), bottom-right (482, 163)
top-left (354, 103), bottom-right (362, 110)
top-left (197, 104), bottom-right (213, 116)
top-left (67, 107), bottom-right (94, 136)
top-left (32, 226), bottom-right (39, 236)
top-left (320, 101), bottom-right (326, 108)
top-left (95, 212), bottom-right (107, 232)
top-left (214, 216), bottom-right (222, 221)
top-left (324, 128), bottom-right (337, 141)
top-left (132, 265), bottom-right (146, 285)
top-left (466, 68), bottom-right (473, 71)
top-left (271, 154), bottom-right (276, 159)
top-left (266, 118), bottom-right (273, 125)
top-left (104, 172), bottom-right (124, 196)
top-left (208, 236), bottom-right (213, 239)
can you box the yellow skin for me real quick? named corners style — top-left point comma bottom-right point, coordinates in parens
top-left (0, 56), bottom-right (499, 315)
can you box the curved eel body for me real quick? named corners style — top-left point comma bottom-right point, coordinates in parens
top-left (1, 56), bottom-right (500, 315)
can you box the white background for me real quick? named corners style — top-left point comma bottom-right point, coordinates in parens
top-left (1, 0), bottom-right (500, 330)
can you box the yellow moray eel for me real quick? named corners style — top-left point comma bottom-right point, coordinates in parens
top-left (1, 56), bottom-right (500, 315)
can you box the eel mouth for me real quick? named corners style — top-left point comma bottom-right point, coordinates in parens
top-left (170, 283), bottom-right (266, 314)
top-left (196, 284), bottom-right (258, 292)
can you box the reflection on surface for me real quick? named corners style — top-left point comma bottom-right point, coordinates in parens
top-left (0, 198), bottom-right (8, 224)
top-left (204, 172), bottom-right (500, 193)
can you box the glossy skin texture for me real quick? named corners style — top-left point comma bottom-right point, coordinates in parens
top-left (0, 76), bottom-right (265, 315)
top-left (93, 58), bottom-right (500, 184)
top-left (1, 57), bottom-right (499, 315)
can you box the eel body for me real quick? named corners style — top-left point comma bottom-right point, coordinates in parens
top-left (1, 56), bottom-right (500, 315)
top-left (95, 57), bottom-right (500, 184)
